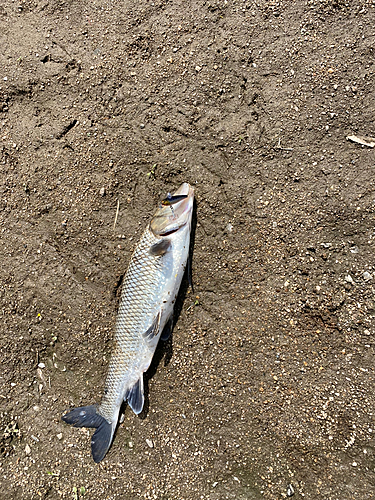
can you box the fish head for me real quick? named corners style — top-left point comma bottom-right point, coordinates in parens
top-left (150, 183), bottom-right (194, 236)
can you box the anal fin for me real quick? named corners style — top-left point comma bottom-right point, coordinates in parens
top-left (125, 377), bottom-right (144, 415)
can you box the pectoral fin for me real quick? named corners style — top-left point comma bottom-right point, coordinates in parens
top-left (149, 239), bottom-right (171, 256)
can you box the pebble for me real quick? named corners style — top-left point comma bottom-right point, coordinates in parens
top-left (195, 65), bottom-right (202, 72)
top-left (345, 275), bottom-right (354, 283)
top-left (25, 444), bottom-right (31, 455)
top-left (287, 483), bottom-right (295, 497)
top-left (146, 438), bottom-right (154, 448)
top-left (57, 433), bottom-right (63, 440)
top-left (38, 362), bottom-right (45, 369)
top-left (99, 187), bottom-right (106, 196)
top-left (363, 271), bottom-right (372, 281)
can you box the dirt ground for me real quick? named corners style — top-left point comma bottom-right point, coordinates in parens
top-left (1, 0), bottom-right (375, 498)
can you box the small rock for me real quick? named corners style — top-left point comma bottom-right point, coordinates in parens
top-left (25, 444), bottom-right (31, 455)
top-left (38, 362), bottom-right (45, 369)
top-left (99, 187), bottom-right (106, 196)
top-left (363, 271), bottom-right (372, 281)
top-left (287, 484), bottom-right (295, 497)
top-left (146, 438), bottom-right (154, 448)
top-left (345, 275), bottom-right (354, 283)
top-left (57, 433), bottom-right (63, 440)
top-left (140, 123), bottom-right (145, 129)
top-left (195, 65), bottom-right (202, 72)
top-left (226, 223), bottom-right (233, 233)
top-left (350, 246), bottom-right (359, 254)
top-left (128, 440), bottom-right (133, 448)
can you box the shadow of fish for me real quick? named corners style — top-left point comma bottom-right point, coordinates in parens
top-left (62, 183), bottom-right (195, 462)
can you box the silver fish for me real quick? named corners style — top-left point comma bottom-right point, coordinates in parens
top-left (62, 183), bottom-right (194, 462)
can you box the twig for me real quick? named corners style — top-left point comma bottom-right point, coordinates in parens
top-left (274, 137), bottom-right (293, 151)
top-left (113, 199), bottom-right (120, 230)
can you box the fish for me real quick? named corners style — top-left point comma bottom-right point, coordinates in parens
top-left (62, 182), bottom-right (195, 463)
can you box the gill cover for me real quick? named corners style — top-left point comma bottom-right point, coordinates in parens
top-left (150, 183), bottom-right (194, 237)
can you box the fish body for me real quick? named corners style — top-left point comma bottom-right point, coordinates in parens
top-left (62, 183), bottom-right (194, 462)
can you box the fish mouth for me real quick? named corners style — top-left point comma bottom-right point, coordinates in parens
top-left (150, 183), bottom-right (194, 237)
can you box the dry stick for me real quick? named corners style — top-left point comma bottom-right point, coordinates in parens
top-left (113, 199), bottom-right (120, 230)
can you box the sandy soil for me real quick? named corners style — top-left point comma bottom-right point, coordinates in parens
top-left (1, 0), bottom-right (375, 498)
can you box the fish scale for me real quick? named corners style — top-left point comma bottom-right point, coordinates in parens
top-left (62, 182), bottom-right (194, 463)
top-left (99, 227), bottom-right (167, 421)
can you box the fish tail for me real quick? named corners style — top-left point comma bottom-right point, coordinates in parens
top-left (62, 405), bottom-right (116, 463)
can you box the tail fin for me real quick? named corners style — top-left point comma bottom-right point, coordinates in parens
top-left (62, 405), bottom-right (115, 463)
